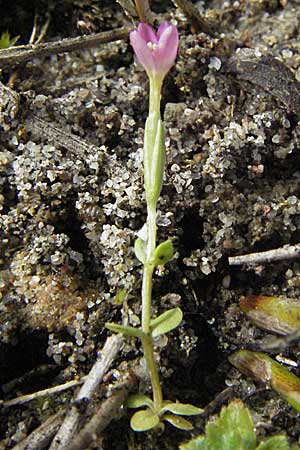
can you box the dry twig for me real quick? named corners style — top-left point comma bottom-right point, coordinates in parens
top-left (64, 374), bottom-right (134, 450)
top-left (1, 378), bottom-right (85, 408)
top-left (49, 334), bottom-right (123, 450)
top-left (0, 27), bottom-right (130, 68)
top-left (12, 410), bottom-right (65, 450)
top-left (171, 0), bottom-right (212, 34)
top-left (228, 244), bottom-right (300, 266)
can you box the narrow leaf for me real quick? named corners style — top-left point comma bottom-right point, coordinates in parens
top-left (150, 307), bottom-right (183, 337)
top-left (134, 237), bottom-right (147, 264)
top-left (105, 322), bottom-right (145, 339)
top-left (152, 240), bottom-right (174, 266)
top-left (161, 402), bottom-right (203, 416)
top-left (130, 409), bottom-right (160, 431)
top-left (229, 350), bottom-right (300, 412)
top-left (163, 414), bottom-right (194, 430)
top-left (125, 395), bottom-right (153, 409)
top-left (240, 295), bottom-right (300, 335)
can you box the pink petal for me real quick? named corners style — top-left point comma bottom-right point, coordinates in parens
top-left (157, 22), bottom-right (171, 40)
top-left (130, 29), bottom-right (156, 74)
top-left (155, 25), bottom-right (179, 75)
top-left (137, 22), bottom-right (157, 44)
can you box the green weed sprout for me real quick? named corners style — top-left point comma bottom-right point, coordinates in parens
top-left (106, 23), bottom-right (203, 431)
top-left (180, 400), bottom-right (297, 450)
top-left (0, 31), bottom-right (19, 49)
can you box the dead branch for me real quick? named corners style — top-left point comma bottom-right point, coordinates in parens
top-left (171, 0), bottom-right (212, 34)
top-left (1, 378), bottom-right (85, 408)
top-left (64, 374), bottom-right (134, 450)
top-left (12, 410), bottom-right (65, 450)
top-left (0, 27), bottom-right (130, 68)
top-left (49, 334), bottom-right (123, 450)
top-left (228, 244), bottom-right (300, 266)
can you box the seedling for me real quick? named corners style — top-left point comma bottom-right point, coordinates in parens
top-left (106, 23), bottom-right (202, 431)
top-left (180, 400), bottom-right (296, 450)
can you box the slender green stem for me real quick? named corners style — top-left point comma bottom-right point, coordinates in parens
top-left (149, 77), bottom-right (162, 116)
top-left (142, 334), bottom-right (163, 410)
top-left (140, 75), bottom-right (164, 413)
top-left (141, 204), bottom-right (163, 410)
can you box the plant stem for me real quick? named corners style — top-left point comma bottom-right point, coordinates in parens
top-left (149, 77), bottom-right (162, 115)
top-left (140, 75), bottom-right (165, 412)
top-left (142, 334), bottom-right (163, 410)
top-left (141, 205), bottom-right (163, 410)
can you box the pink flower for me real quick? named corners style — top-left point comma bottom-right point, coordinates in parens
top-left (130, 22), bottom-right (179, 80)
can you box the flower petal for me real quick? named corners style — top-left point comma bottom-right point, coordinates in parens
top-left (155, 25), bottom-right (179, 75)
top-left (137, 22), bottom-right (157, 44)
top-left (157, 22), bottom-right (171, 40)
top-left (130, 29), bottom-right (155, 74)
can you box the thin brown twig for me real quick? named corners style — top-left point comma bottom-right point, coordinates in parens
top-left (133, 0), bottom-right (153, 24)
top-left (12, 410), bottom-right (65, 450)
top-left (0, 27), bottom-right (130, 68)
top-left (228, 244), bottom-right (300, 266)
top-left (64, 374), bottom-right (135, 450)
top-left (1, 378), bottom-right (85, 408)
top-left (49, 334), bottom-right (123, 450)
top-left (170, 0), bottom-right (213, 34)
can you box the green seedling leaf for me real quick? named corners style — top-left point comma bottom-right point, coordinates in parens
top-left (125, 395), bottom-right (153, 409)
top-left (130, 409), bottom-right (160, 431)
top-left (152, 240), bottom-right (174, 266)
top-left (180, 400), bottom-right (291, 450)
top-left (105, 322), bottom-right (145, 339)
top-left (229, 350), bottom-right (300, 412)
top-left (180, 436), bottom-right (206, 450)
top-left (240, 295), bottom-right (300, 335)
top-left (163, 414), bottom-right (194, 430)
top-left (205, 400), bottom-right (256, 450)
top-left (150, 307), bottom-right (183, 337)
top-left (0, 31), bottom-right (19, 49)
top-left (134, 237), bottom-right (147, 264)
top-left (161, 402), bottom-right (203, 416)
top-left (256, 435), bottom-right (289, 450)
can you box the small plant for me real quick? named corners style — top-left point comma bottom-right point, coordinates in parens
top-left (180, 400), bottom-right (297, 450)
top-left (106, 23), bottom-right (203, 431)
top-left (0, 31), bottom-right (19, 49)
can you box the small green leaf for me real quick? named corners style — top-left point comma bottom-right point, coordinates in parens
top-left (179, 436), bottom-right (207, 450)
top-left (130, 409), bottom-right (160, 431)
top-left (134, 237), bottom-right (146, 264)
top-left (205, 400), bottom-right (256, 450)
top-left (163, 414), bottom-right (194, 430)
top-left (152, 240), bottom-right (174, 266)
top-left (0, 31), bottom-right (19, 49)
top-left (150, 307), bottom-right (183, 337)
top-left (161, 402), bottom-right (203, 416)
top-left (125, 395), bottom-right (153, 409)
top-left (105, 322), bottom-right (145, 339)
top-left (256, 435), bottom-right (289, 450)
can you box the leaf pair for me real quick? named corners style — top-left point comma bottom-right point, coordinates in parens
top-left (126, 395), bottom-right (203, 432)
top-left (135, 237), bottom-right (174, 266)
top-left (106, 307), bottom-right (183, 339)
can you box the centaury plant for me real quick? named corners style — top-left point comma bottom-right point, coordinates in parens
top-left (106, 23), bottom-right (202, 431)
